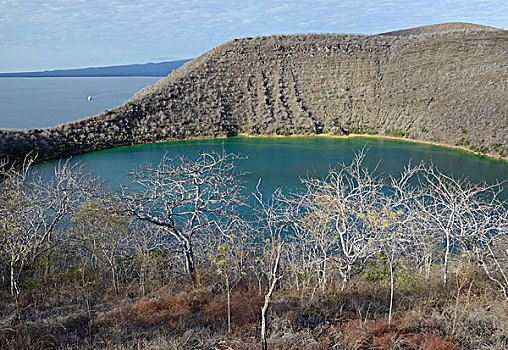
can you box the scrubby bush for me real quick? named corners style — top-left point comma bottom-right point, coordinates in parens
top-left (0, 152), bottom-right (506, 349)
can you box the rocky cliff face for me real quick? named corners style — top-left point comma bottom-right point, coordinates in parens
top-left (1, 23), bottom-right (507, 164)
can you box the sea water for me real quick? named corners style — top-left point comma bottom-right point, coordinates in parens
top-left (0, 77), bottom-right (161, 129)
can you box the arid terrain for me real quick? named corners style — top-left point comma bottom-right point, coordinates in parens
top-left (1, 23), bottom-right (507, 165)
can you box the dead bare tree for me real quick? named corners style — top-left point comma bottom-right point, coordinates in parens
top-left (70, 197), bottom-right (133, 296)
top-left (208, 226), bottom-right (251, 333)
top-left (477, 229), bottom-right (508, 299)
top-left (0, 158), bottom-right (100, 300)
top-left (131, 223), bottom-right (168, 297)
top-left (417, 164), bottom-right (506, 286)
top-left (468, 188), bottom-right (507, 299)
top-left (294, 150), bottom-right (386, 291)
top-left (122, 150), bottom-right (245, 281)
top-left (252, 184), bottom-right (288, 350)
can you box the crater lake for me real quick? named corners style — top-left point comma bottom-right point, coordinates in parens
top-left (34, 136), bottom-right (508, 198)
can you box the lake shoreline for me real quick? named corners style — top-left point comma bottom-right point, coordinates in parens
top-left (2, 130), bottom-right (507, 169)
top-left (169, 133), bottom-right (508, 163)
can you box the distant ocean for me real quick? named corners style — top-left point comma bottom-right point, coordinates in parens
top-left (0, 77), bottom-right (161, 129)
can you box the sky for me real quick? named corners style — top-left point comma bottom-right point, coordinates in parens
top-left (0, 0), bottom-right (506, 72)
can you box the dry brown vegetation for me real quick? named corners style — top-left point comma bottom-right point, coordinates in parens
top-left (1, 262), bottom-right (507, 349)
top-left (1, 152), bottom-right (507, 349)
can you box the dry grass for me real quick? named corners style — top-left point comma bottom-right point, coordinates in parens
top-left (1, 263), bottom-right (507, 349)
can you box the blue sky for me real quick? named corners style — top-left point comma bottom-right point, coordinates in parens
top-left (1, 0), bottom-right (506, 72)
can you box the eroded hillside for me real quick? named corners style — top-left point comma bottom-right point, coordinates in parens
top-left (1, 23), bottom-right (507, 163)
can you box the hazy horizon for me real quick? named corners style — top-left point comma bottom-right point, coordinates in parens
top-left (0, 59), bottom-right (192, 75)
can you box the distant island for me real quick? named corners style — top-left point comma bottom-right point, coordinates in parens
top-left (0, 59), bottom-right (192, 77)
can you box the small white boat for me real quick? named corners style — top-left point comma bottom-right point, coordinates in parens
top-left (87, 96), bottom-right (92, 101)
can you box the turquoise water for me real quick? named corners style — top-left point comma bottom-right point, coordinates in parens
top-left (4, 77), bottom-right (505, 197)
top-left (35, 137), bottom-right (508, 198)
top-left (0, 77), bottom-right (161, 129)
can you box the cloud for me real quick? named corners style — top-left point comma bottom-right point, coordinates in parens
top-left (1, 0), bottom-right (507, 71)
